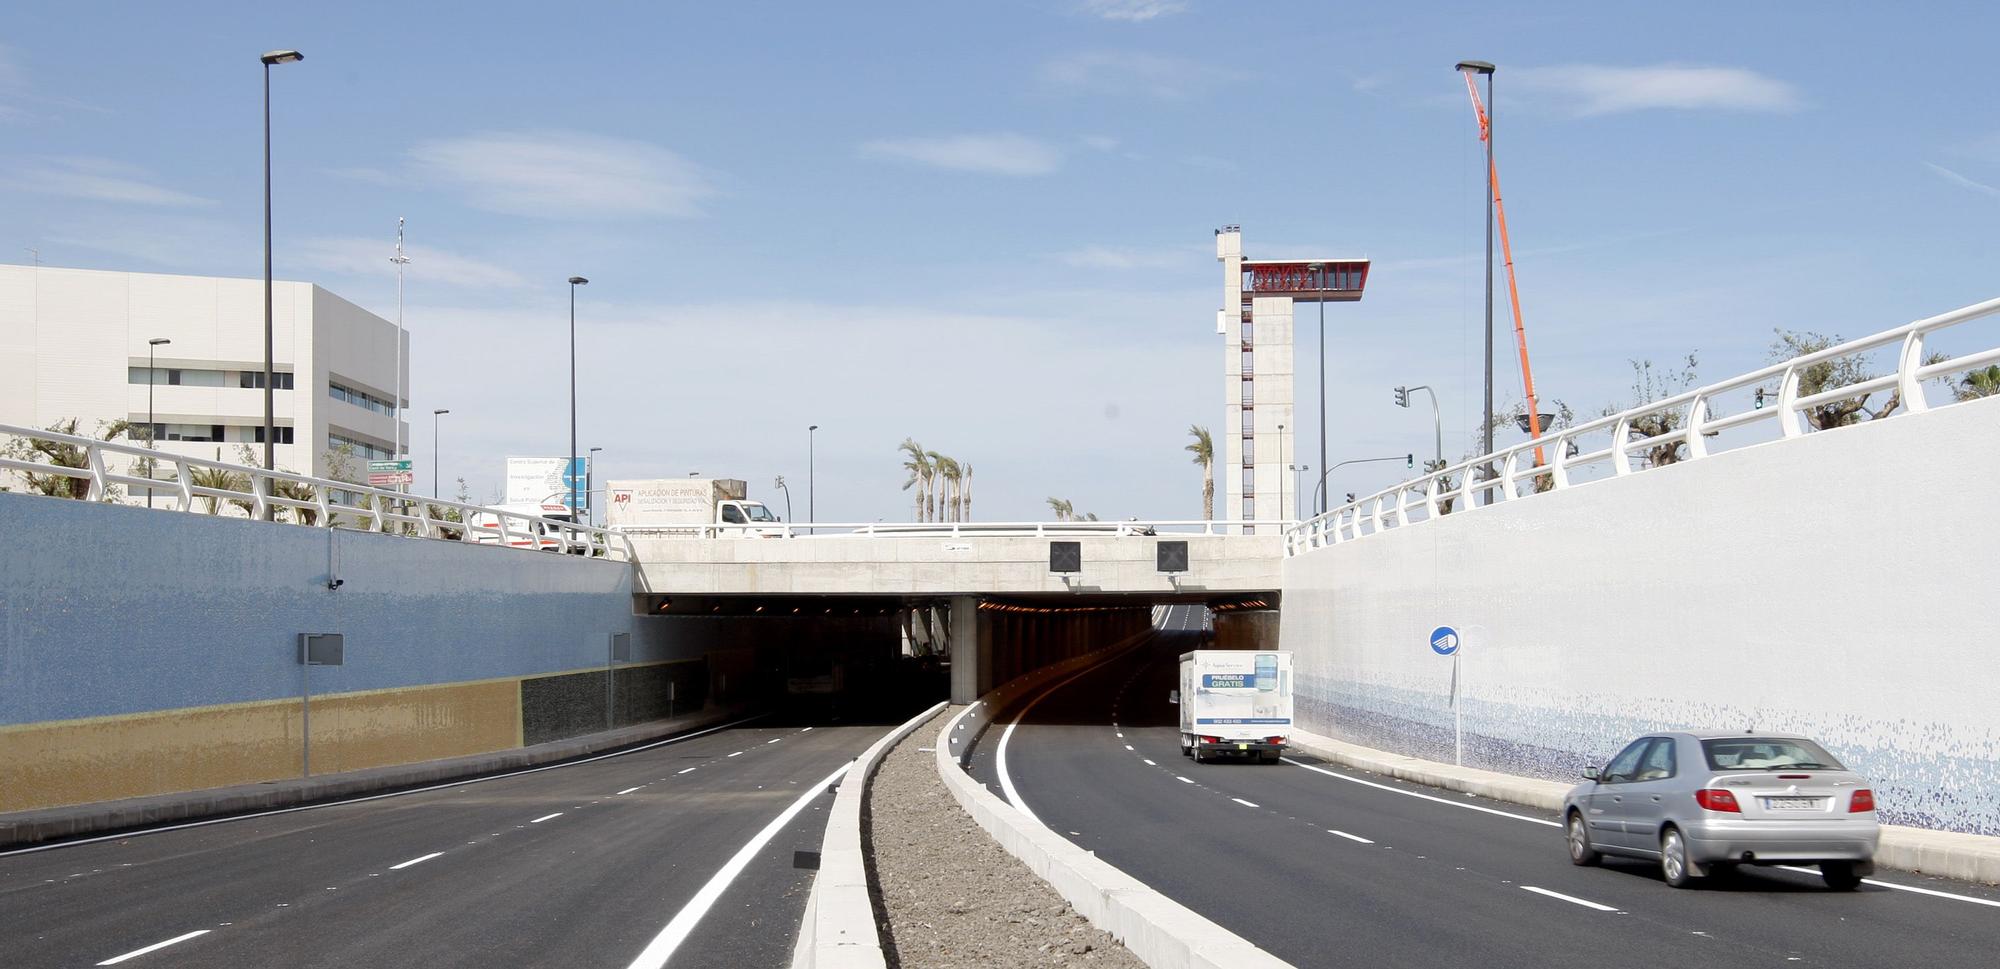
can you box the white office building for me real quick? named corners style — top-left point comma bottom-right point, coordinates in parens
top-left (0, 265), bottom-right (408, 498)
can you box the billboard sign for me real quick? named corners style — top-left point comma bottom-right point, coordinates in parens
top-left (506, 456), bottom-right (589, 509)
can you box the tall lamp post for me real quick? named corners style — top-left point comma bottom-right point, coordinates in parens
top-left (1309, 263), bottom-right (1328, 516)
top-left (567, 276), bottom-right (588, 521)
top-left (260, 49), bottom-right (303, 511)
top-left (1456, 60), bottom-right (1497, 476)
top-left (807, 424), bottom-right (818, 531)
top-left (587, 446), bottom-right (603, 526)
top-left (1312, 453), bottom-right (1415, 518)
top-left (1276, 422), bottom-right (1286, 521)
top-left (1394, 384), bottom-right (1443, 470)
top-left (146, 338), bottom-right (170, 508)
top-left (431, 408), bottom-right (449, 498)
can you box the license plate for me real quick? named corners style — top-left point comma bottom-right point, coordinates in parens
top-left (1765, 796), bottom-right (1823, 810)
top-left (1237, 744), bottom-right (1248, 750)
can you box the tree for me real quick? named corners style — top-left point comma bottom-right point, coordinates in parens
top-left (899, 438), bottom-right (931, 522)
top-left (1959, 365), bottom-right (2000, 401)
top-left (0, 418), bottom-right (134, 500)
top-left (1606, 355), bottom-right (1699, 468)
top-left (1768, 330), bottom-right (1942, 430)
top-left (1046, 497), bottom-right (1073, 521)
top-left (961, 464), bottom-right (973, 521)
top-left (188, 462), bottom-right (250, 515)
top-left (1184, 425), bottom-right (1214, 520)
top-left (928, 450), bottom-right (958, 522)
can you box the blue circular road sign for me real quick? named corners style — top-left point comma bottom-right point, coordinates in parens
top-left (1430, 626), bottom-right (1460, 656)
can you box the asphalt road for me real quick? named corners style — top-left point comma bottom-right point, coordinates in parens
top-left (971, 607), bottom-right (2000, 969)
top-left (0, 716), bottom-right (888, 969)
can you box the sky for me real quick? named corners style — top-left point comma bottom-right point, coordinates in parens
top-left (4, 1), bottom-right (1997, 521)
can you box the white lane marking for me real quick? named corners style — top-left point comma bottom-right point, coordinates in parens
top-left (1521, 886), bottom-right (1619, 912)
top-left (997, 657), bottom-right (1128, 825)
top-left (623, 762), bottom-right (850, 969)
top-left (728, 751), bottom-right (743, 757)
top-left (530, 812), bottom-right (563, 824)
top-left (678, 768), bottom-right (697, 775)
top-left (1231, 797), bottom-right (1260, 808)
top-left (1116, 733), bottom-right (1124, 738)
top-left (616, 786), bottom-right (643, 796)
top-left (801, 727), bottom-right (813, 732)
top-left (388, 851), bottom-right (443, 871)
top-left (1124, 745), bottom-right (1134, 751)
top-left (1329, 829), bottom-right (1375, 844)
top-left (766, 738), bottom-right (781, 744)
top-left (1280, 758), bottom-right (1561, 828)
top-left (97, 930), bottom-right (210, 965)
top-left (1773, 866), bottom-right (2000, 909)
top-left (1143, 759), bottom-right (1157, 766)
top-left (0, 714), bottom-right (767, 858)
top-left (1176, 776), bottom-right (1194, 784)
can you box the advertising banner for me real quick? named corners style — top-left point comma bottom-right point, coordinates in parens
top-left (506, 456), bottom-right (588, 508)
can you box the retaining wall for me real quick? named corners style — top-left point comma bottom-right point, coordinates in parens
top-left (1278, 396), bottom-right (2000, 836)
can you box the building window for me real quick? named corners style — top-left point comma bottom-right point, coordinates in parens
top-left (1240, 349), bottom-right (1253, 374)
top-left (1241, 320), bottom-right (1254, 342)
top-left (252, 425), bottom-right (295, 445)
top-left (146, 422), bottom-right (225, 443)
top-left (328, 431), bottom-right (394, 461)
top-left (329, 380), bottom-right (396, 417)
top-left (1241, 467), bottom-right (1254, 490)
top-left (166, 369), bottom-right (183, 386)
top-left (240, 371), bottom-right (295, 390)
top-left (129, 367), bottom-right (234, 388)
top-left (1241, 379), bottom-right (1253, 405)
top-left (1242, 497), bottom-right (1256, 519)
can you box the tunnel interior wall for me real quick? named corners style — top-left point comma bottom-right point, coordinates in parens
top-left (1278, 395), bottom-right (2000, 835)
top-left (970, 604), bottom-right (1153, 702)
top-left (0, 491), bottom-right (761, 813)
top-left (1212, 609), bottom-right (1279, 651)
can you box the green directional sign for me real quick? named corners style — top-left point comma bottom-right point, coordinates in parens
top-left (368, 459), bottom-right (415, 487)
top-left (368, 460), bottom-right (413, 474)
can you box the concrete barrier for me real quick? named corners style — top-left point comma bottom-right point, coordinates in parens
top-left (1287, 727), bottom-right (2000, 886)
top-left (932, 641), bottom-right (1295, 969)
top-left (790, 700), bottom-right (949, 969)
top-left (0, 706), bottom-right (749, 850)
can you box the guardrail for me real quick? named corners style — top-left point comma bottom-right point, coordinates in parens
top-left (0, 421), bottom-right (635, 562)
top-left (1286, 295), bottom-right (2000, 556)
top-left (620, 519), bottom-right (1295, 539)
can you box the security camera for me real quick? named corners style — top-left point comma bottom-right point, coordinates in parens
top-left (327, 578), bottom-right (345, 590)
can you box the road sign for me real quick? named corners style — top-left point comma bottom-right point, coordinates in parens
top-left (1430, 626), bottom-right (1460, 655)
top-left (367, 460), bottom-right (414, 487)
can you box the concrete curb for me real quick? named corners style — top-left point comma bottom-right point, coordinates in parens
top-left (791, 700), bottom-right (949, 969)
top-left (0, 706), bottom-right (751, 851)
top-left (933, 645), bottom-right (1295, 969)
top-left (1286, 727), bottom-right (2000, 886)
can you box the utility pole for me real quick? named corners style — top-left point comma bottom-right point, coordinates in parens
top-left (391, 218), bottom-right (410, 492)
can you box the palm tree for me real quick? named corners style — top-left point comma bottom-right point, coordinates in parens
top-left (932, 454), bottom-right (961, 522)
top-left (1961, 365), bottom-right (2000, 401)
top-left (899, 439), bottom-right (931, 521)
top-left (1045, 497), bottom-right (1073, 521)
top-left (188, 464), bottom-right (250, 515)
top-left (1185, 425), bottom-right (1214, 520)
top-left (960, 464), bottom-right (972, 521)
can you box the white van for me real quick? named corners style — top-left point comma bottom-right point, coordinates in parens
top-left (466, 501), bottom-right (578, 551)
top-left (1177, 650), bottom-right (1294, 763)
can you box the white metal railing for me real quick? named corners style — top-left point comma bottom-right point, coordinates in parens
top-left (1285, 295), bottom-right (2000, 557)
top-left (0, 422), bottom-right (635, 562)
top-left (618, 520), bottom-right (1295, 539)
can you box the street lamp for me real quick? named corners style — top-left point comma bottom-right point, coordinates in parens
top-left (808, 424), bottom-right (819, 531)
top-left (1394, 384), bottom-right (1443, 470)
top-left (261, 48), bottom-right (303, 515)
top-left (146, 338), bottom-right (170, 508)
top-left (1277, 422), bottom-right (1286, 521)
top-left (567, 276), bottom-right (588, 521)
top-left (587, 446), bottom-right (603, 526)
top-left (1312, 453), bottom-right (1415, 516)
top-left (1456, 59), bottom-right (1497, 486)
top-left (1309, 263), bottom-right (1327, 516)
top-left (431, 409), bottom-right (449, 498)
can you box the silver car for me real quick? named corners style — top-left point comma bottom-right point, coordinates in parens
top-left (1562, 731), bottom-right (1879, 890)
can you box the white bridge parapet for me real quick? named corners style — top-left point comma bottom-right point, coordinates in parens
top-left (627, 523), bottom-right (1285, 597)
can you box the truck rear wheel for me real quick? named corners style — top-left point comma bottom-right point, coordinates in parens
top-left (1260, 750), bottom-right (1281, 764)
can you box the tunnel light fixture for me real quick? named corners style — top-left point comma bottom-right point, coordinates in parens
top-left (1049, 541), bottom-right (1082, 574)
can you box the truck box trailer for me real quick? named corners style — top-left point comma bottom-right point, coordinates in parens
top-left (604, 478), bottom-right (782, 537)
top-left (1178, 649), bottom-right (1293, 763)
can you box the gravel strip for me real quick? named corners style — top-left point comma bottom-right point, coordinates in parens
top-left (866, 707), bottom-right (1144, 969)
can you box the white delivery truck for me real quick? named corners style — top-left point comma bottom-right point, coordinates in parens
top-left (1178, 650), bottom-right (1294, 763)
top-left (604, 478), bottom-right (784, 537)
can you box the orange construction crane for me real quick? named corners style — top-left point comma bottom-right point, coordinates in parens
top-left (1460, 68), bottom-right (1547, 464)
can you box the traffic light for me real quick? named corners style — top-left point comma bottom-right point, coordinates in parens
top-left (1394, 386), bottom-right (1410, 407)
top-left (1407, 453), bottom-right (1414, 468)
top-left (1754, 388), bottom-right (1766, 410)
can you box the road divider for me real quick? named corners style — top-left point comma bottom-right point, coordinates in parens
top-left (934, 642), bottom-right (1295, 969)
top-left (789, 700), bottom-right (948, 969)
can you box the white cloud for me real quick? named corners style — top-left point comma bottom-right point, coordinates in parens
top-left (295, 237), bottom-right (527, 288)
top-left (1515, 64), bottom-right (1801, 116)
top-left (1077, 0), bottom-right (1190, 21)
top-left (1040, 50), bottom-right (1242, 100)
top-left (858, 133), bottom-right (1064, 176)
top-left (19, 157), bottom-right (213, 207)
top-left (1924, 162), bottom-right (2000, 200)
top-left (1058, 245), bottom-right (1198, 270)
top-left (409, 131), bottom-right (713, 219)
top-left (1081, 134), bottom-right (1121, 152)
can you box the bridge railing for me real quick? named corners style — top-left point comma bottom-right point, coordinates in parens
top-left (0, 421), bottom-right (636, 562)
top-left (618, 520), bottom-right (1294, 539)
top-left (1285, 295), bottom-right (2000, 557)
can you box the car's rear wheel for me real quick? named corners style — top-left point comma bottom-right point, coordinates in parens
top-left (1661, 827), bottom-right (1697, 888)
top-left (1566, 812), bottom-right (1601, 866)
top-left (1821, 861), bottom-right (1863, 891)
